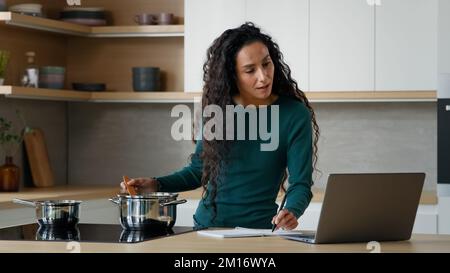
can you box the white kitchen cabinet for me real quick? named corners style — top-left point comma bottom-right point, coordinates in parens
top-left (439, 0), bottom-right (450, 74)
top-left (309, 0), bottom-right (375, 92)
top-left (438, 196), bottom-right (450, 234)
top-left (176, 199), bottom-right (199, 227)
top-left (375, 0), bottom-right (438, 91)
top-left (0, 207), bottom-right (35, 228)
top-left (78, 199), bottom-right (119, 225)
top-left (0, 199), bottom-right (119, 229)
top-left (184, 0), bottom-right (246, 92)
top-left (299, 203), bottom-right (438, 234)
top-left (246, 0), bottom-right (309, 91)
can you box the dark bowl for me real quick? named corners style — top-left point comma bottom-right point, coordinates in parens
top-left (72, 83), bottom-right (106, 92)
top-left (60, 10), bottom-right (106, 19)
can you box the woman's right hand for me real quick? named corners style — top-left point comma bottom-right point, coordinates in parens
top-left (120, 177), bottom-right (159, 194)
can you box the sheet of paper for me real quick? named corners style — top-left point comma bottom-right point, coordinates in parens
top-left (197, 227), bottom-right (304, 238)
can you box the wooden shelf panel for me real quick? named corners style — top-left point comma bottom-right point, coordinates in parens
top-left (0, 86), bottom-right (91, 101)
top-left (0, 12), bottom-right (184, 37)
top-left (0, 86), bottom-right (200, 103)
top-left (1, 12), bottom-right (90, 36)
top-left (90, 91), bottom-right (201, 103)
top-left (305, 91), bottom-right (437, 102)
top-left (90, 25), bottom-right (184, 37)
top-left (0, 86), bottom-right (437, 103)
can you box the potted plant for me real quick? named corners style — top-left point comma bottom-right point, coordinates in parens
top-left (0, 50), bottom-right (10, 85)
top-left (0, 111), bottom-right (27, 192)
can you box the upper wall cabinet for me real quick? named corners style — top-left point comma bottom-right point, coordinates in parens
top-left (185, 0), bottom-right (439, 94)
top-left (185, 0), bottom-right (309, 93)
top-left (246, 0), bottom-right (309, 91)
top-left (439, 0), bottom-right (450, 74)
top-left (376, 0), bottom-right (438, 91)
top-left (184, 0), bottom-right (246, 92)
top-left (310, 0), bottom-right (375, 92)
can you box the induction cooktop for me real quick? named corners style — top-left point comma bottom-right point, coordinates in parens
top-left (0, 223), bottom-right (197, 243)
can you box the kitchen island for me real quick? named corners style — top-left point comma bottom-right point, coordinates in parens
top-left (0, 185), bottom-right (440, 232)
top-left (0, 185), bottom-right (438, 209)
top-left (0, 231), bottom-right (449, 253)
top-left (0, 186), bottom-right (447, 253)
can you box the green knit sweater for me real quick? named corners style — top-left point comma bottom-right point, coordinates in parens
top-left (156, 95), bottom-right (313, 229)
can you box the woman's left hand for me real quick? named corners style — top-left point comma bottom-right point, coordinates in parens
top-left (271, 209), bottom-right (298, 230)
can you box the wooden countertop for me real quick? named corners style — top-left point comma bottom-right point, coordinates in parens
top-left (0, 186), bottom-right (444, 253)
top-left (0, 231), bottom-right (449, 253)
top-left (0, 185), bottom-right (438, 210)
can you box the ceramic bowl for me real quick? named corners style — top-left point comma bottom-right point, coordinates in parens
top-left (72, 83), bottom-right (106, 91)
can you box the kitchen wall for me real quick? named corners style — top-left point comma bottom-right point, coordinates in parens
top-left (0, 98), bottom-right (67, 187)
top-left (68, 101), bottom-right (437, 191)
top-left (67, 102), bottom-right (194, 185)
top-left (0, 99), bottom-right (435, 191)
top-left (313, 102), bottom-right (436, 190)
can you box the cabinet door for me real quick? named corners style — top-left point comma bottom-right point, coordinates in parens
top-left (310, 0), bottom-right (375, 92)
top-left (246, 0), bottom-right (309, 91)
top-left (376, 0), bottom-right (438, 91)
top-left (438, 99), bottom-right (450, 184)
top-left (439, 0), bottom-right (450, 74)
top-left (185, 0), bottom-right (246, 92)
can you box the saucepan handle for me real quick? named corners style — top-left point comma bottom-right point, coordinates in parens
top-left (160, 199), bottom-right (187, 207)
top-left (108, 197), bottom-right (120, 205)
top-left (12, 198), bottom-right (37, 207)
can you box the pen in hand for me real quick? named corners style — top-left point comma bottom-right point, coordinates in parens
top-left (272, 193), bottom-right (288, 232)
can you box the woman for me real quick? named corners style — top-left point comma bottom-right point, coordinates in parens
top-left (121, 22), bottom-right (319, 230)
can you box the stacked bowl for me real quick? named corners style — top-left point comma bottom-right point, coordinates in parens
top-left (9, 3), bottom-right (43, 17)
top-left (132, 67), bottom-right (161, 91)
top-left (60, 7), bottom-right (107, 26)
top-left (39, 66), bottom-right (65, 89)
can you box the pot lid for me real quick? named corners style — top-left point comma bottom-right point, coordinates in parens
top-left (116, 192), bottom-right (179, 199)
top-left (35, 200), bottom-right (82, 206)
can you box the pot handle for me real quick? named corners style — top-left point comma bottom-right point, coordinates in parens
top-left (160, 199), bottom-right (187, 207)
top-left (12, 198), bottom-right (37, 207)
top-left (108, 197), bottom-right (120, 205)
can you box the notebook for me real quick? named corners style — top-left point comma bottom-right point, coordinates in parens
top-left (197, 227), bottom-right (303, 238)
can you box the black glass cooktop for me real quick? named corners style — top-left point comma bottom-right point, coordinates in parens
top-left (0, 223), bottom-right (197, 243)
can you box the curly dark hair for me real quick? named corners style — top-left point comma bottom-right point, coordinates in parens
top-left (198, 22), bottom-right (320, 222)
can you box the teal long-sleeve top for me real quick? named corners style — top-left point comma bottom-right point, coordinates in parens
top-left (156, 94), bottom-right (313, 229)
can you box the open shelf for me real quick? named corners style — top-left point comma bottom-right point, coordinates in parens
top-left (0, 86), bottom-right (437, 103)
top-left (0, 12), bottom-right (184, 37)
top-left (90, 90), bottom-right (201, 103)
top-left (0, 86), bottom-right (200, 103)
top-left (0, 86), bottom-right (91, 101)
top-left (304, 91), bottom-right (437, 102)
top-left (90, 25), bottom-right (184, 37)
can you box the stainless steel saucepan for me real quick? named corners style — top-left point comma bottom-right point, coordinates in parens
top-left (109, 193), bottom-right (187, 230)
top-left (12, 198), bottom-right (82, 227)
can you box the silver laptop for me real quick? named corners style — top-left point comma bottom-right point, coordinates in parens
top-left (283, 173), bottom-right (425, 244)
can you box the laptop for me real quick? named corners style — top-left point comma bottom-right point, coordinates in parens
top-left (283, 173), bottom-right (425, 244)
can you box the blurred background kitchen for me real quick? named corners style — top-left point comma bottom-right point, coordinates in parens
top-left (0, 0), bottom-right (448, 234)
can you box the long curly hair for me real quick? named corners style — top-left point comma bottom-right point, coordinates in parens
top-left (198, 22), bottom-right (319, 222)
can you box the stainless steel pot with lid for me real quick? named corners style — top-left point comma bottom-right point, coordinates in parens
top-left (12, 198), bottom-right (82, 227)
top-left (109, 192), bottom-right (187, 230)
